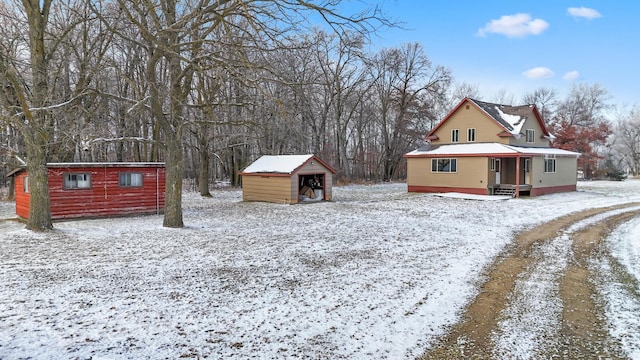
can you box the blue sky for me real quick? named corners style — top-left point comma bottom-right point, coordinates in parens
top-left (368, 1), bottom-right (638, 106)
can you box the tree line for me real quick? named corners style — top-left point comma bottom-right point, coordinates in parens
top-left (0, 0), bottom-right (636, 231)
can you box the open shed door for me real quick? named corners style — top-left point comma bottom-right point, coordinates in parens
top-left (299, 174), bottom-right (325, 201)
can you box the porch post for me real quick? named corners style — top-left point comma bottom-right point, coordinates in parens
top-left (515, 155), bottom-right (521, 198)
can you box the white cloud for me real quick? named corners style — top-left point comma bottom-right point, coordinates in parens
top-left (563, 70), bottom-right (581, 81)
top-left (523, 67), bottom-right (555, 79)
top-left (568, 7), bottom-right (602, 19)
top-left (476, 13), bottom-right (549, 38)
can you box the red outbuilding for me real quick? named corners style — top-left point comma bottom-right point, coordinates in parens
top-left (9, 162), bottom-right (165, 220)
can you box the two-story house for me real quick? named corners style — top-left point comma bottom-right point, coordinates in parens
top-left (404, 97), bottom-right (580, 197)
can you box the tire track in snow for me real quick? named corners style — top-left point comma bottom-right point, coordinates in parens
top-left (418, 203), bottom-right (640, 359)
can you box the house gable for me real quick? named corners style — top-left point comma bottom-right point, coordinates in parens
top-left (426, 98), bottom-right (552, 147)
top-left (405, 97), bottom-right (578, 198)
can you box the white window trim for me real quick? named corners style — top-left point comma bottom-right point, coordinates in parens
top-left (431, 158), bottom-right (457, 173)
top-left (467, 128), bottom-right (476, 142)
top-left (544, 155), bottom-right (556, 173)
top-left (119, 172), bottom-right (143, 187)
top-left (64, 173), bottom-right (92, 189)
top-left (526, 129), bottom-right (535, 143)
top-left (451, 129), bottom-right (459, 143)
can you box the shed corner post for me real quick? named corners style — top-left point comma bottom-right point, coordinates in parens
top-left (156, 167), bottom-right (160, 215)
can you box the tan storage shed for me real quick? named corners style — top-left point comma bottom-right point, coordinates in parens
top-left (239, 154), bottom-right (337, 204)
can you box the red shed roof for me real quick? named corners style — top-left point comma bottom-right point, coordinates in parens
top-left (7, 162), bottom-right (165, 177)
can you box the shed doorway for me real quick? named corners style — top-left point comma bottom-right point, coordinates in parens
top-left (299, 174), bottom-right (325, 201)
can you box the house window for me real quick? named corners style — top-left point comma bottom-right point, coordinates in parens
top-left (451, 129), bottom-right (459, 143)
top-left (467, 128), bottom-right (476, 142)
top-left (544, 155), bottom-right (556, 173)
top-left (431, 158), bottom-right (457, 173)
top-left (64, 173), bottom-right (91, 189)
top-left (23, 176), bottom-right (29, 193)
top-left (119, 173), bottom-right (143, 187)
top-left (490, 158), bottom-right (496, 171)
top-left (526, 129), bottom-right (535, 143)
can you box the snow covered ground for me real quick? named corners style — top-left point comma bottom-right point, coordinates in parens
top-left (1, 180), bottom-right (640, 359)
top-left (597, 214), bottom-right (640, 359)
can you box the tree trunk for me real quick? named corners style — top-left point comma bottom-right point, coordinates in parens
top-left (197, 132), bottom-right (212, 197)
top-left (162, 127), bottom-right (184, 228)
top-left (7, 174), bottom-right (16, 201)
top-left (25, 147), bottom-right (52, 231)
top-left (23, 0), bottom-right (53, 231)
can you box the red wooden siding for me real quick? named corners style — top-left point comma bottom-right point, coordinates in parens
top-left (14, 163), bottom-right (165, 220)
top-left (15, 173), bottom-right (30, 219)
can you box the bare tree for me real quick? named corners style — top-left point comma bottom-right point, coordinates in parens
top-left (4, 0), bottom-right (55, 231)
top-left (522, 87), bottom-right (557, 123)
top-left (491, 88), bottom-right (516, 105)
top-left (92, 0), bottom-right (387, 227)
top-left (555, 83), bottom-right (610, 127)
top-left (370, 42), bottom-right (451, 181)
top-left (610, 105), bottom-right (640, 176)
top-left (551, 83), bottom-right (612, 178)
top-left (0, 0), bottom-right (117, 230)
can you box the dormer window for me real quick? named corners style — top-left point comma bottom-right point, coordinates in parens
top-left (526, 129), bottom-right (535, 143)
top-left (467, 128), bottom-right (476, 142)
top-left (451, 129), bottom-right (459, 143)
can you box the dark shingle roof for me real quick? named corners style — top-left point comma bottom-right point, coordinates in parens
top-left (468, 98), bottom-right (532, 134)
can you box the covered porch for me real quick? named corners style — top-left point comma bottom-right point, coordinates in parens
top-left (487, 155), bottom-right (532, 198)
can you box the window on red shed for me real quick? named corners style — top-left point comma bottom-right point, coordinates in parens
top-left (119, 173), bottom-right (143, 187)
top-left (64, 173), bottom-right (91, 189)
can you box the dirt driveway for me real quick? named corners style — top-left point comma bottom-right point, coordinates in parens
top-left (419, 203), bottom-right (640, 359)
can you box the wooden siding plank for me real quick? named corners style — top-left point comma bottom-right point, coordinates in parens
top-left (15, 164), bottom-right (165, 220)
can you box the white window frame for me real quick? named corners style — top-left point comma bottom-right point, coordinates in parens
top-left (431, 158), bottom-right (457, 173)
top-left (526, 129), bottom-right (535, 143)
top-left (119, 172), bottom-right (143, 187)
top-left (544, 155), bottom-right (556, 173)
top-left (23, 176), bottom-right (29, 194)
top-left (467, 128), bottom-right (476, 142)
top-left (451, 129), bottom-right (459, 143)
top-left (64, 173), bottom-right (91, 189)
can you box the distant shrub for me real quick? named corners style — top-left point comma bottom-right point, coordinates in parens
top-left (607, 170), bottom-right (627, 181)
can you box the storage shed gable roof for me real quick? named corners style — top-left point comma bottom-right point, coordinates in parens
top-left (240, 154), bottom-right (336, 175)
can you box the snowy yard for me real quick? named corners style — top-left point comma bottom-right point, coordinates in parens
top-left (1, 180), bottom-right (640, 359)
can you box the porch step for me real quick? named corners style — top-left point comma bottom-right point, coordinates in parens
top-left (493, 186), bottom-right (516, 197)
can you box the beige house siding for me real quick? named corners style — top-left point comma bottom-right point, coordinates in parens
top-left (406, 98), bottom-right (578, 197)
top-left (533, 156), bottom-right (578, 188)
top-left (431, 100), bottom-right (509, 146)
top-left (242, 176), bottom-right (294, 204)
top-left (508, 119), bottom-right (550, 147)
top-left (407, 157), bottom-right (490, 193)
top-left (409, 154), bottom-right (578, 196)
